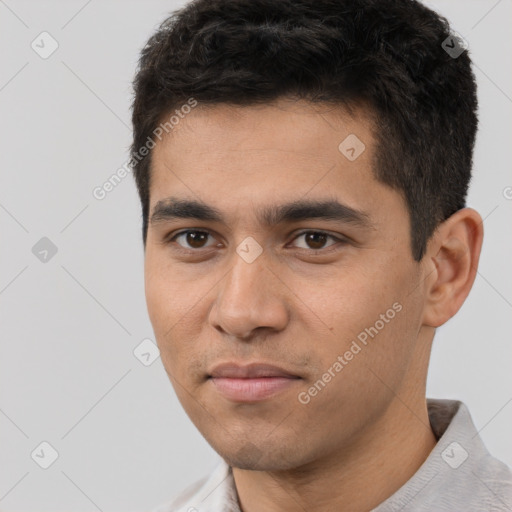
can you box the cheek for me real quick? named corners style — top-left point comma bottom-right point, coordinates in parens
top-left (315, 271), bottom-right (396, 336)
top-left (145, 250), bottom-right (194, 329)
top-left (144, 252), bottom-right (211, 377)
top-left (310, 256), bottom-right (420, 370)
top-left (144, 255), bottom-right (184, 360)
top-left (298, 299), bottom-right (421, 436)
top-left (144, 264), bottom-right (172, 334)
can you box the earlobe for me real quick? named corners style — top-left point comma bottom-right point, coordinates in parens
top-left (422, 208), bottom-right (484, 327)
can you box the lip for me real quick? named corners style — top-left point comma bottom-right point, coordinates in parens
top-left (208, 362), bottom-right (301, 402)
top-left (209, 362), bottom-right (300, 379)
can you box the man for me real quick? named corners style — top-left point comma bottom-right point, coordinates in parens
top-left (129, 0), bottom-right (512, 510)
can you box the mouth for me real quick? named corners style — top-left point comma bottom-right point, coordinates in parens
top-left (207, 362), bottom-right (302, 402)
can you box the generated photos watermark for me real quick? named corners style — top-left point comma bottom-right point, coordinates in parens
top-left (92, 97), bottom-right (198, 200)
top-left (298, 301), bottom-right (403, 404)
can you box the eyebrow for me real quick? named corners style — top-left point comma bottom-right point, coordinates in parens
top-left (150, 197), bottom-right (373, 229)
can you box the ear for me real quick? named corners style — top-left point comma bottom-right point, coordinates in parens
top-left (422, 208), bottom-right (484, 327)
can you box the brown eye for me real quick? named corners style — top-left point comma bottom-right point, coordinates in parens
top-left (305, 232), bottom-right (328, 250)
top-left (291, 231), bottom-right (339, 251)
top-left (172, 230), bottom-right (215, 249)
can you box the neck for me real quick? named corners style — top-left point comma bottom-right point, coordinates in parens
top-left (232, 396), bottom-right (437, 512)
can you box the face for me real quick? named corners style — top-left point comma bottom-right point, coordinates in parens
top-left (144, 98), bottom-right (429, 471)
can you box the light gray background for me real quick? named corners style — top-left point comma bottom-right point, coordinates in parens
top-left (0, 0), bottom-right (511, 510)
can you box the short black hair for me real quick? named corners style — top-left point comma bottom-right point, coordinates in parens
top-left (131, 0), bottom-right (478, 260)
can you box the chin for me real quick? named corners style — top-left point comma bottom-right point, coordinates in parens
top-left (217, 440), bottom-right (306, 472)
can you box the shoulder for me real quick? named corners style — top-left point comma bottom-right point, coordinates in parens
top-left (151, 459), bottom-right (239, 512)
top-left (375, 399), bottom-right (512, 511)
top-left (151, 474), bottom-right (210, 512)
top-left (478, 452), bottom-right (512, 512)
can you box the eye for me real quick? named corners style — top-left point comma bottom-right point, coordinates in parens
top-left (290, 230), bottom-right (344, 251)
top-left (169, 230), bottom-right (219, 250)
top-left (165, 229), bottom-right (346, 253)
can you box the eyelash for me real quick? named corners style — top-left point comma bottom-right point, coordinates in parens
top-left (165, 229), bottom-right (347, 254)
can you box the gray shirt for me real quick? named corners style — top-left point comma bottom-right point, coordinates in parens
top-left (152, 399), bottom-right (512, 511)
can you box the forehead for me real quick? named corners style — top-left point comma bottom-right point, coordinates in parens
top-left (153, 98), bottom-right (372, 160)
top-left (148, 99), bottom-right (405, 228)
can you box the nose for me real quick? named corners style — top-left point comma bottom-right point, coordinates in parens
top-left (209, 249), bottom-right (289, 340)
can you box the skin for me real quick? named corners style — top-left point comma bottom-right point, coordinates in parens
top-left (144, 97), bottom-right (483, 511)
